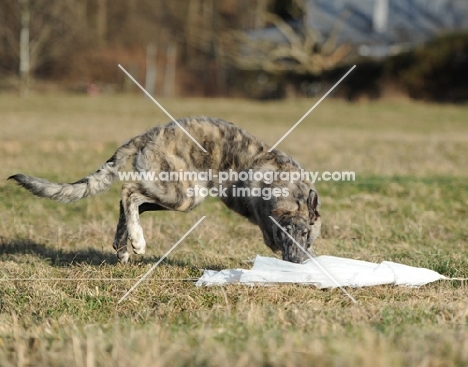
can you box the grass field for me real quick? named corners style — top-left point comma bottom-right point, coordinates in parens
top-left (0, 94), bottom-right (467, 366)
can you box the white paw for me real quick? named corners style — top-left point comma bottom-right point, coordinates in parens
top-left (118, 252), bottom-right (130, 264)
top-left (129, 227), bottom-right (146, 254)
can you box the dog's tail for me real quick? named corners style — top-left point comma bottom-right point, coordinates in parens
top-left (8, 135), bottom-right (147, 203)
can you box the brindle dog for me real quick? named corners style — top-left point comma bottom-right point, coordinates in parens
top-left (9, 117), bottom-right (321, 263)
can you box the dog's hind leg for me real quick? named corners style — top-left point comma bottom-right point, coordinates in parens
top-left (114, 199), bottom-right (167, 263)
top-left (114, 183), bottom-right (169, 263)
top-left (114, 200), bottom-right (130, 263)
top-left (119, 182), bottom-right (166, 256)
top-left (122, 183), bottom-right (150, 255)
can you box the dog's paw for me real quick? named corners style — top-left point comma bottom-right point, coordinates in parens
top-left (117, 251), bottom-right (130, 264)
top-left (129, 228), bottom-right (146, 254)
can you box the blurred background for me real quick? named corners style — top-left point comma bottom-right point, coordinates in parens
top-left (1, 0), bottom-right (468, 101)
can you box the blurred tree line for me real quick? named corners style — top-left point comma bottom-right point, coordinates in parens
top-left (0, 0), bottom-right (351, 97)
top-left (0, 0), bottom-right (222, 94)
top-left (0, 0), bottom-right (294, 96)
top-left (1, 0), bottom-right (467, 101)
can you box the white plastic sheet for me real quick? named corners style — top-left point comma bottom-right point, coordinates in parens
top-left (195, 255), bottom-right (446, 288)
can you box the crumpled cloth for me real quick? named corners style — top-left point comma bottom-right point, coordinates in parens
top-left (195, 255), bottom-right (445, 288)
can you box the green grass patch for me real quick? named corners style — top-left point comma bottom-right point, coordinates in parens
top-left (0, 96), bottom-right (467, 366)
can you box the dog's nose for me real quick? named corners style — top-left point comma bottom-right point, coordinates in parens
top-left (285, 254), bottom-right (305, 264)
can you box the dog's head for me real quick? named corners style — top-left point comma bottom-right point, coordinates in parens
top-left (272, 189), bottom-right (321, 263)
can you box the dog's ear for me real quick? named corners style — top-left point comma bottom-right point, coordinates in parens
top-left (307, 189), bottom-right (320, 224)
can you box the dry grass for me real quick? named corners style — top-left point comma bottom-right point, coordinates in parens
top-left (0, 94), bottom-right (467, 366)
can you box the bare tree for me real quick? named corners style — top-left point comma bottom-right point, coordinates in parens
top-left (18, 0), bottom-right (29, 96)
top-left (0, 0), bottom-right (87, 93)
top-left (96, 0), bottom-right (107, 47)
top-left (221, 12), bottom-right (351, 75)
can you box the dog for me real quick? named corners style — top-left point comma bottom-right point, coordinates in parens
top-left (9, 117), bottom-right (321, 264)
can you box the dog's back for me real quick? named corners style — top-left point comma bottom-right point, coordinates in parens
top-left (134, 117), bottom-right (309, 212)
